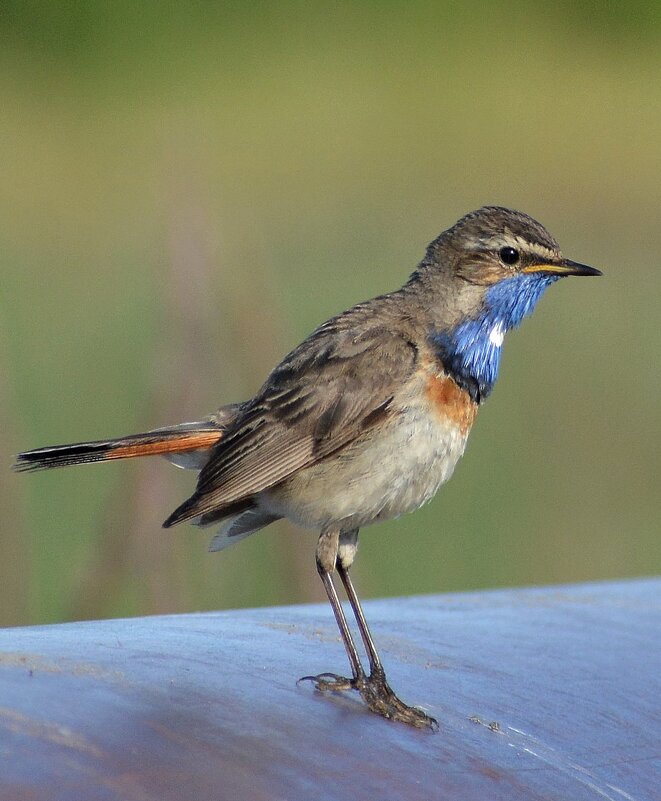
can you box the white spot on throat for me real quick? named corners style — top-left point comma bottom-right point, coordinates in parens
top-left (489, 321), bottom-right (505, 348)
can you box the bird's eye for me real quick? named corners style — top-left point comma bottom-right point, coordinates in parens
top-left (499, 246), bottom-right (520, 265)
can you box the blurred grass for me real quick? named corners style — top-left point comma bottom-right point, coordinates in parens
top-left (0, 2), bottom-right (659, 626)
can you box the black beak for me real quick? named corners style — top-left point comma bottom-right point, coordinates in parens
top-left (522, 259), bottom-right (603, 277)
top-left (559, 259), bottom-right (603, 277)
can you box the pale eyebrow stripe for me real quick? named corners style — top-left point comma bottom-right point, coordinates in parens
top-left (463, 233), bottom-right (558, 261)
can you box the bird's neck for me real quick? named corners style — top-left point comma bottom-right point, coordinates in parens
top-left (429, 273), bottom-right (559, 403)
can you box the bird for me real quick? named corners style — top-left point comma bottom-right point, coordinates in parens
top-left (14, 206), bottom-right (601, 729)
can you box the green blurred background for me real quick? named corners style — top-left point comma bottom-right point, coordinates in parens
top-left (1, 2), bottom-right (659, 628)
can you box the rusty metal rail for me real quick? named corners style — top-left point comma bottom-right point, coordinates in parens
top-left (0, 579), bottom-right (659, 800)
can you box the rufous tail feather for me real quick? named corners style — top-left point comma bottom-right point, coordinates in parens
top-left (13, 424), bottom-right (222, 472)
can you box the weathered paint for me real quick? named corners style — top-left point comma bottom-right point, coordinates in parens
top-left (0, 580), bottom-right (658, 801)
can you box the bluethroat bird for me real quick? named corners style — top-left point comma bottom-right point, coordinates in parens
top-left (15, 206), bottom-right (601, 730)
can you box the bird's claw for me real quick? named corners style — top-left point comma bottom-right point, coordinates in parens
top-left (297, 672), bottom-right (354, 692)
top-left (299, 669), bottom-right (437, 730)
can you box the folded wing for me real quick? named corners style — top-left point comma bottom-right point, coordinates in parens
top-left (164, 321), bottom-right (418, 527)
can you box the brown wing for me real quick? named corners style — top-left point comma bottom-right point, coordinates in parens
top-left (164, 319), bottom-right (418, 526)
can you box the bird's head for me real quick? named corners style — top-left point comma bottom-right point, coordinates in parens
top-left (420, 206), bottom-right (601, 402)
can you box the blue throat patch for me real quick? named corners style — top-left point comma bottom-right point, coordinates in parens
top-left (429, 273), bottom-right (560, 403)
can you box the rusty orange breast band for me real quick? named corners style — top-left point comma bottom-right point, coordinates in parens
top-left (424, 370), bottom-right (478, 435)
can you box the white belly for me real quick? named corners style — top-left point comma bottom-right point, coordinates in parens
top-left (260, 406), bottom-right (470, 532)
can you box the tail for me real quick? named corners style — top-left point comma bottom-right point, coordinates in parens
top-left (13, 421), bottom-right (224, 473)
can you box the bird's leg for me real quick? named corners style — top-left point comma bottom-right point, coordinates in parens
top-left (302, 528), bottom-right (436, 729)
top-left (298, 528), bottom-right (367, 692)
top-left (336, 530), bottom-right (437, 729)
top-left (335, 529), bottom-right (382, 672)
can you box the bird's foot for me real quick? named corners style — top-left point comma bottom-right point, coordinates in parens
top-left (354, 669), bottom-right (438, 730)
top-left (298, 671), bottom-right (354, 692)
top-left (299, 669), bottom-right (437, 730)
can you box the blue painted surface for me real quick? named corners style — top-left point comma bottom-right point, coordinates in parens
top-left (0, 579), bottom-right (659, 801)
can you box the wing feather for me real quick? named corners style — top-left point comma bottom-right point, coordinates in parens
top-left (164, 318), bottom-right (418, 527)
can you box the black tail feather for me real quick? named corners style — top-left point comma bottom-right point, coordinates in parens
top-left (14, 423), bottom-right (222, 473)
